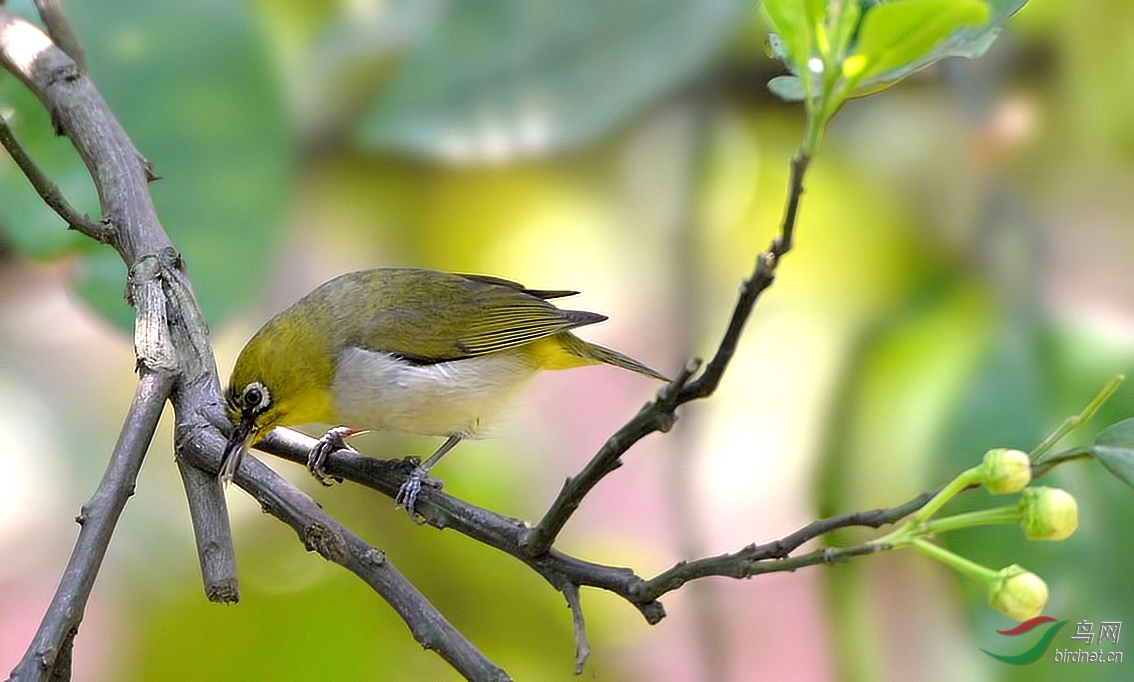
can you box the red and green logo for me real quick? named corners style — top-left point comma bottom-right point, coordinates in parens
top-left (981, 616), bottom-right (1068, 664)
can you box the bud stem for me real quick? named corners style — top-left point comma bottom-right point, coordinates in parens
top-left (910, 538), bottom-right (998, 584)
top-left (1032, 374), bottom-right (1124, 460)
top-left (923, 506), bottom-right (1022, 535)
top-left (876, 467), bottom-right (985, 547)
top-left (909, 467), bottom-right (984, 526)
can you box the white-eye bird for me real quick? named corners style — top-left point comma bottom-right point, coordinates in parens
top-left (221, 267), bottom-right (667, 514)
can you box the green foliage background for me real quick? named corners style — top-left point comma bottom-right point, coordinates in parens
top-left (0, 0), bottom-right (1132, 680)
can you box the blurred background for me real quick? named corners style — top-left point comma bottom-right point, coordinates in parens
top-left (1, 0), bottom-right (1133, 680)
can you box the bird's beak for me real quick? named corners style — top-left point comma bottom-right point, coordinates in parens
top-left (219, 411), bottom-right (256, 484)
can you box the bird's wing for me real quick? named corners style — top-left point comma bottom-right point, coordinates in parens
top-left (348, 270), bottom-right (603, 363)
top-left (457, 273), bottom-right (579, 300)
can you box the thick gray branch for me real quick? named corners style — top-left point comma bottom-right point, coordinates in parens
top-left (174, 412), bottom-right (510, 681)
top-left (175, 459), bottom-right (239, 603)
top-left (8, 371), bottom-right (174, 682)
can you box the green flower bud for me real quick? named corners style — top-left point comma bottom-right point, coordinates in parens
top-left (1020, 487), bottom-right (1079, 541)
top-left (989, 565), bottom-right (1048, 621)
top-left (979, 448), bottom-right (1031, 494)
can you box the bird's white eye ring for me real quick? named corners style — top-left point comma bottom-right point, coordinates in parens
top-left (242, 382), bottom-right (269, 411)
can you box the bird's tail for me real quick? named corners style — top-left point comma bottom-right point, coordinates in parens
top-left (557, 333), bottom-right (669, 382)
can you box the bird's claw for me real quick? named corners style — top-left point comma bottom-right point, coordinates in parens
top-left (307, 426), bottom-right (357, 486)
top-left (394, 465), bottom-right (442, 519)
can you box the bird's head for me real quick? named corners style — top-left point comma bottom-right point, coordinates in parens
top-left (221, 378), bottom-right (283, 482)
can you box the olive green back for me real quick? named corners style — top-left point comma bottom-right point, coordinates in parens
top-left (229, 268), bottom-right (608, 400)
top-left (310, 268), bottom-right (605, 361)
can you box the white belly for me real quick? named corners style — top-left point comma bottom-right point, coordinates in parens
top-left (330, 346), bottom-right (538, 438)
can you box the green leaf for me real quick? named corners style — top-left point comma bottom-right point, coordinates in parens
top-left (768, 75), bottom-right (806, 101)
top-left (1091, 446), bottom-right (1134, 490)
top-left (846, 0), bottom-right (991, 86)
top-left (1092, 418), bottom-right (1134, 489)
top-left (763, 0), bottom-right (814, 71)
top-left (852, 0), bottom-right (1025, 93)
top-left (356, 0), bottom-right (748, 160)
top-left (1094, 416), bottom-right (1134, 448)
top-left (831, 0), bottom-right (864, 60)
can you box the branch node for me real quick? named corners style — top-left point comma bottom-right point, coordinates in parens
top-left (363, 548), bottom-right (387, 566)
top-left (128, 255), bottom-right (179, 373)
top-left (205, 580), bottom-right (240, 605)
top-left (142, 157), bottom-right (161, 182)
top-left (641, 601), bottom-right (666, 625)
top-left (159, 245), bottom-right (184, 272)
top-left (761, 249), bottom-right (777, 270)
top-left (46, 63), bottom-right (80, 87)
top-left (303, 523), bottom-right (349, 563)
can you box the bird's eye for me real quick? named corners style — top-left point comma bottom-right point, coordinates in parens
top-left (243, 386), bottom-right (263, 408)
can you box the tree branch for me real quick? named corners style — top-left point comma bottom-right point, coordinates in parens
top-left (174, 458), bottom-right (239, 603)
top-left (0, 114), bottom-right (111, 241)
top-left (521, 151), bottom-right (813, 557)
top-left (1, 9), bottom-right (506, 681)
top-left (176, 420), bottom-right (511, 681)
top-left (8, 370), bottom-right (174, 681)
top-left (254, 428), bottom-right (941, 619)
top-left (32, 0), bottom-right (87, 73)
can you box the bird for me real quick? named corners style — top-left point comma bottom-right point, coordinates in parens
top-left (221, 267), bottom-right (667, 515)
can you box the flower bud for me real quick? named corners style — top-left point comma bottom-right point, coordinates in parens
top-left (979, 448), bottom-right (1031, 494)
top-left (1020, 487), bottom-right (1079, 541)
top-left (989, 565), bottom-right (1048, 621)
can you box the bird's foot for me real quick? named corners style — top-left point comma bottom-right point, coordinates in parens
top-left (394, 463), bottom-right (443, 519)
top-left (307, 426), bottom-right (359, 486)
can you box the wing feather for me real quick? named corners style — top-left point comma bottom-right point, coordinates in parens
top-left (333, 269), bottom-right (603, 363)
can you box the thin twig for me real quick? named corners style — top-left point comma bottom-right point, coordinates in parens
top-left (1031, 374), bottom-right (1124, 460)
top-left (0, 114), bottom-right (111, 241)
top-left (681, 152), bottom-right (811, 400)
top-left (255, 428), bottom-right (943, 616)
top-left (521, 359), bottom-right (701, 556)
top-left (637, 543), bottom-right (884, 601)
top-left (0, 10), bottom-right (170, 262)
top-left (8, 370), bottom-right (174, 682)
top-left (631, 499), bottom-right (925, 602)
top-left (32, 0), bottom-right (87, 72)
top-left (560, 583), bottom-right (589, 675)
top-left (521, 152), bottom-right (813, 557)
